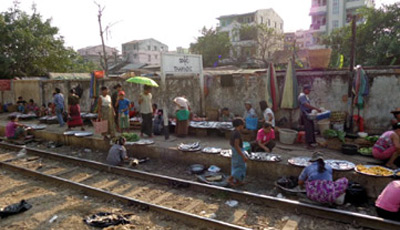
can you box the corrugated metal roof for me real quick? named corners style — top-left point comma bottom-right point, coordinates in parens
top-left (121, 63), bottom-right (147, 71)
top-left (48, 72), bottom-right (91, 80)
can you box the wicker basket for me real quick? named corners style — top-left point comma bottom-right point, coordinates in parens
top-left (330, 111), bottom-right (347, 122)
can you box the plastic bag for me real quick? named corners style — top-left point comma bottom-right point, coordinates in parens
top-left (92, 119), bottom-right (108, 134)
top-left (83, 212), bottom-right (131, 228)
top-left (0, 200), bottom-right (32, 218)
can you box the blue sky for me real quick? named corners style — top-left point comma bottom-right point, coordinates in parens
top-left (0, 0), bottom-right (397, 51)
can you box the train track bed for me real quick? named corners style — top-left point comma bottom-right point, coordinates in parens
top-left (0, 170), bottom-right (199, 230)
top-left (0, 144), bottom-right (364, 230)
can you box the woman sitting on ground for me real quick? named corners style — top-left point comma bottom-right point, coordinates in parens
top-left (298, 152), bottom-right (348, 205)
top-left (375, 180), bottom-right (400, 222)
top-left (372, 122), bottom-right (400, 169)
top-left (5, 115), bottom-right (30, 140)
top-left (106, 137), bottom-right (129, 166)
top-left (252, 122), bottom-right (276, 153)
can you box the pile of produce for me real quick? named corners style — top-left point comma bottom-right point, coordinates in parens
top-left (122, 133), bottom-right (140, 142)
top-left (365, 135), bottom-right (379, 143)
top-left (323, 129), bottom-right (346, 143)
top-left (356, 165), bottom-right (393, 176)
top-left (359, 147), bottom-right (373, 156)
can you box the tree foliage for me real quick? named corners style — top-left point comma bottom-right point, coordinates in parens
top-left (189, 27), bottom-right (231, 67)
top-left (237, 24), bottom-right (283, 67)
top-left (323, 3), bottom-right (400, 67)
top-left (0, 4), bottom-right (97, 78)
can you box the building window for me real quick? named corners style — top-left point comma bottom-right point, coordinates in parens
top-left (280, 23), bottom-right (283, 30)
top-left (268, 19), bottom-right (271, 26)
top-left (274, 22), bottom-right (277, 28)
top-left (154, 46), bottom-right (157, 51)
top-left (332, 0), bottom-right (339, 14)
top-left (161, 46), bottom-right (164, 51)
top-left (332, 20), bottom-right (339, 29)
top-left (148, 55), bottom-right (151, 62)
top-left (133, 54), bottom-right (137, 59)
top-left (148, 45), bottom-right (151, 51)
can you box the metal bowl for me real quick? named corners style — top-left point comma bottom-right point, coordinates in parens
top-left (190, 164), bottom-right (205, 174)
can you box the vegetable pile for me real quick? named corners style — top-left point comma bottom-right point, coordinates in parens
top-left (122, 133), bottom-right (140, 142)
top-left (323, 129), bottom-right (346, 143)
top-left (359, 147), bottom-right (373, 156)
top-left (365, 135), bottom-right (379, 143)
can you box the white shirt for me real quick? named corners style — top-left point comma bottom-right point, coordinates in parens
top-left (100, 95), bottom-right (112, 107)
top-left (263, 108), bottom-right (275, 127)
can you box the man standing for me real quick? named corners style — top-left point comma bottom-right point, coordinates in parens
top-left (53, 88), bottom-right (65, 127)
top-left (139, 85), bottom-right (153, 137)
top-left (298, 85), bottom-right (321, 148)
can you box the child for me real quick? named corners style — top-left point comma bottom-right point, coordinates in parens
top-left (228, 118), bottom-right (248, 187)
top-left (26, 99), bottom-right (39, 115)
top-left (129, 102), bottom-right (137, 118)
top-left (153, 109), bottom-right (164, 135)
top-left (39, 104), bottom-right (48, 117)
top-left (115, 91), bottom-right (130, 133)
top-left (48, 102), bottom-right (55, 116)
top-left (5, 115), bottom-right (29, 140)
top-left (16, 96), bottom-right (27, 113)
top-left (106, 137), bottom-right (129, 166)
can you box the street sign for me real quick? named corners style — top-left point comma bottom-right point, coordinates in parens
top-left (0, 80), bottom-right (11, 91)
top-left (161, 53), bottom-right (202, 75)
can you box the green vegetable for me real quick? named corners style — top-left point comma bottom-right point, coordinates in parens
top-left (122, 133), bottom-right (140, 142)
top-left (337, 131), bottom-right (346, 143)
top-left (359, 147), bottom-right (373, 155)
top-left (365, 136), bottom-right (379, 143)
top-left (323, 129), bottom-right (338, 138)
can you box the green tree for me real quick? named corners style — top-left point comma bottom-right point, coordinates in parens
top-left (323, 3), bottom-right (400, 67)
top-left (0, 4), bottom-right (96, 78)
top-left (236, 24), bottom-right (283, 67)
top-left (190, 27), bottom-right (231, 67)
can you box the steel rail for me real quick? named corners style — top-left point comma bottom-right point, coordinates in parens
top-left (0, 160), bottom-right (250, 230)
top-left (1, 142), bottom-right (399, 230)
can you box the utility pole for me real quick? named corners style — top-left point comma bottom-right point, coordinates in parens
top-left (347, 15), bottom-right (357, 131)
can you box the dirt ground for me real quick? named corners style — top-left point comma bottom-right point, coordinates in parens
top-left (0, 170), bottom-right (201, 230)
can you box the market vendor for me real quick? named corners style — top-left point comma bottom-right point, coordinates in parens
top-left (5, 115), bottom-right (31, 140)
top-left (106, 137), bottom-right (129, 166)
top-left (298, 152), bottom-right (348, 205)
top-left (375, 180), bottom-right (400, 222)
top-left (243, 102), bottom-right (257, 119)
top-left (391, 108), bottom-right (400, 129)
top-left (16, 96), bottom-right (27, 113)
top-left (26, 99), bottom-right (39, 115)
top-left (372, 122), bottom-right (400, 169)
top-left (174, 96), bottom-right (190, 137)
top-left (259, 100), bottom-right (275, 127)
top-left (219, 108), bottom-right (234, 122)
top-left (298, 84), bottom-right (321, 148)
top-left (252, 122), bottom-right (276, 153)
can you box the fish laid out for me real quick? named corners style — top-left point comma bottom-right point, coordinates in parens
top-left (202, 147), bottom-right (222, 154)
top-left (249, 152), bottom-right (282, 162)
top-left (178, 142), bottom-right (201, 152)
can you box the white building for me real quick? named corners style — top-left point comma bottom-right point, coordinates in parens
top-left (122, 38), bottom-right (168, 65)
top-left (308, 0), bottom-right (374, 49)
top-left (77, 45), bottom-right (119, 66)
top-left (217, 9), bottom-right (284, 64)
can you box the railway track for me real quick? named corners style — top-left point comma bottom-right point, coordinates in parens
top-left (0, 142), bottom-right (399, 230)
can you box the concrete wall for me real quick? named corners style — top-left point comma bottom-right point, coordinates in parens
top-left (7, 68), bottom-right (400, 133)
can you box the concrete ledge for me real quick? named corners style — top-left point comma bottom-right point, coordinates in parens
top-left (0, 126), bottom-right (391, 198)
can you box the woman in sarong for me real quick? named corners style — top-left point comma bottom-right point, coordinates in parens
top-left (67, 89), bottom-right (84, 131)
top-left (298, 152), bottom-right (348, 204)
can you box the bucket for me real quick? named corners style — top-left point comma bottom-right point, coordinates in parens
top-left (332, 122), bottom-right (344, 132)
top-left (279, 128), bottom-right (298, 145)
top-left (317, 119), bottom-right (330, 134)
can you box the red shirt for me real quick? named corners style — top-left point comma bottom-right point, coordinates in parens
top-left (256, 128), bottom-right (275, 144)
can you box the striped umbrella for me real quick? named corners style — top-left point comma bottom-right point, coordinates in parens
top-left (280, 59), bottom-right (298, 109)
top-left (265, 63), bottom-right (279, 112)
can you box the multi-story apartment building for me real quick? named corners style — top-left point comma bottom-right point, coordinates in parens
top-left (77, 45), bottom-right (119, 67)
top-left (308, 0), bottom-right (374, 49)
top-left (122, 38), bottom-right (168, 65)
top-left (217, 9), bottom-right (284, 65)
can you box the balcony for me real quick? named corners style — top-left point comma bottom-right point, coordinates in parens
top-left (346, 0), bottom-right (365, 9)
top-left (309, 5), bottom-right (327, 15)
top-left (309, 24), bottom-right (327, 33)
